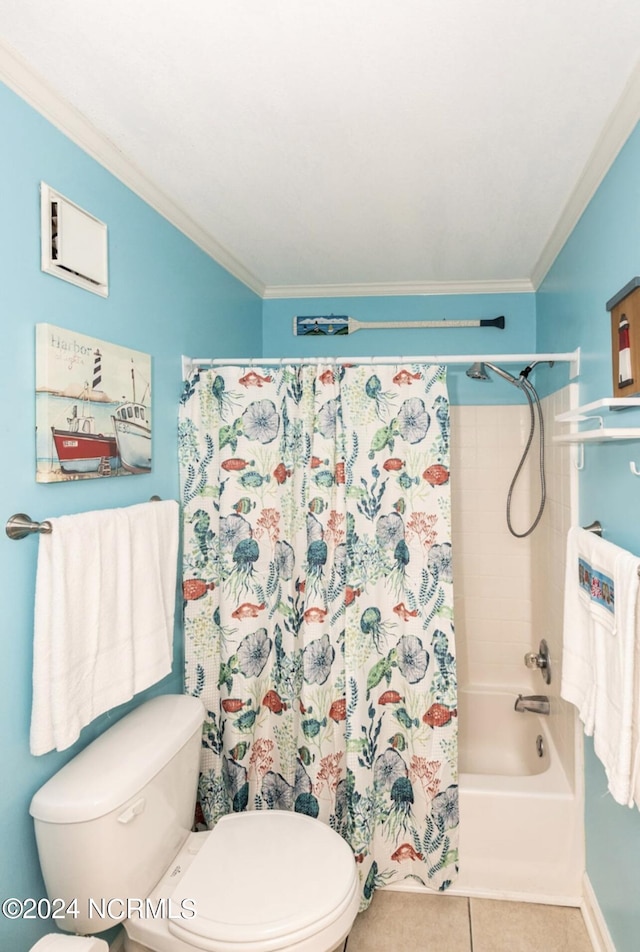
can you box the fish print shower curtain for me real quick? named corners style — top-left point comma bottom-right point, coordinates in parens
top-left (179, 362), bottom-right (458, 902)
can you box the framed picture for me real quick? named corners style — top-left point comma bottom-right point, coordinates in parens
top-left (36, 324), bottom-right (152, 483)
top-left (607, 277), bottom-right (640, 398)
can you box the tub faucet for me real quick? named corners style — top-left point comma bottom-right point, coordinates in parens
top-left (514, 694), bottom-right (550, 715)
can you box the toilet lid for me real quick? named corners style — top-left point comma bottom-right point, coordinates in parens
top-left (168, 811), bottom-right (358, 948)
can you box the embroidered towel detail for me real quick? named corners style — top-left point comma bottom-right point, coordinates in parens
top-left (30, 500), bottom-right (179, 755)
top-left (578, 558), bottom-right (615, 615)
top-left (561, 526), bottom-right (640, 805)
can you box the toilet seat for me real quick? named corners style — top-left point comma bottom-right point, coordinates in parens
top-left (166, 811), bottom-right (359, 952)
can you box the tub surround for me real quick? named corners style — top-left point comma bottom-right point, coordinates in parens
top-left (449, 394), bottom-right (583, 903)
top-left (531, 385), bottom-right (580, 793)
top-left (451, 393), bottom-right (578, 789)
top-left (451, 403), bottom-right (537, 692)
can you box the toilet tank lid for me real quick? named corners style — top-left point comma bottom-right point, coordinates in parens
top-left (30, 695), bottom-right (204, 824)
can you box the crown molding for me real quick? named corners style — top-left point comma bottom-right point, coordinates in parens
top-left (0, 39), bottom-right (266, 298)
top-left (8, 32), bottom-right (634, 302)
top-left (263, 278), bottom-right (535, 299)
top-left (531, 57), bottom-right (640, 289)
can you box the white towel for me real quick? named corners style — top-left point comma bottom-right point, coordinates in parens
top-left (629, 590), bottom-right (640, 810)
top-left (561, 526), bottom-right (640, 805)
top-left (30, 500), bottom-right (179, 755)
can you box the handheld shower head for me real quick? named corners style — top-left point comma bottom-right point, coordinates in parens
top-left (487, 363), bottom-right (520, 386)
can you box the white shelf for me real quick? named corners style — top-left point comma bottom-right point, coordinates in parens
top-left (553, 428), bottom-right (640, 443)
top-left (554, 397), bottom-right (640, 444)
top-left (556, 397), bottom-right (640, 423)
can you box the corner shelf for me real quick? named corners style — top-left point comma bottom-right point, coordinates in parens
top-left (554, 397), bottom-right (640, 445)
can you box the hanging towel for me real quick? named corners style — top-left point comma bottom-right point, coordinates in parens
top-left (30, 500), bottom-right (179, 756)
top-left (561, 526), bottom-right (640, 805)
top-left (629, 590), bottom-right (640, 809)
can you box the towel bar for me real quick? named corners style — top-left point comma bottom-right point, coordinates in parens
top-left (582, 520), bottom-right (640, 577)
top-left (5, 497), bottom-right (163, 540)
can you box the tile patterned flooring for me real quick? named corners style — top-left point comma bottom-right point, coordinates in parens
top-left (344, 891), bottom-right (595, 952)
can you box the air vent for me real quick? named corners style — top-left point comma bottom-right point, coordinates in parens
top-left (40, 183), bottom-right (108, 296)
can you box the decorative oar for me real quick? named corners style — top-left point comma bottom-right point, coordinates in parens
top-left (294, 314), bottom-right (505, 336)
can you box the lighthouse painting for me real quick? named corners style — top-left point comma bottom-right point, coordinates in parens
top-left (618, 313), bottom-right (634, 389)
top-left (36, 324), bottom-right (152, 483)
top-left (607, 278), bottom-right (640, 399)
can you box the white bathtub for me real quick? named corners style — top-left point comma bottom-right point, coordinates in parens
top-left (452, 687), bottom-right (583, 904)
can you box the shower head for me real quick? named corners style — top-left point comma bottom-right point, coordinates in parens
top-left (465, 361), bottom-right (520, 386)
top-left (465, 362), bottom-right (490, 381)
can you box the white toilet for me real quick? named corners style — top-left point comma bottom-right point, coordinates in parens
top-left (30, 695), bottom-right (360, 952)
top-left (30, 937), bottom-right (108, 950)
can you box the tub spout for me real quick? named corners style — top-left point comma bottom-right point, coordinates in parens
top-left (514, 694), bottom-right (550, 715)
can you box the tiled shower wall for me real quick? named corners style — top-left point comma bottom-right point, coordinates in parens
top-left (450, 386), bottom-right (577, 788)
top-left (450, 403), bottom-right (536, 691)
top-left (531, 385), bottom-right (578, 789)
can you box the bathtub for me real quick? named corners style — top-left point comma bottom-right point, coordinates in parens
top-left (451, 687), bottom-right (583, 904)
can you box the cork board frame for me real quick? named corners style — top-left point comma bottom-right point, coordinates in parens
top-left (606, 277), bottom-right (640, 399)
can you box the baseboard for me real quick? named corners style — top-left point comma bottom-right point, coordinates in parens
top-left (446, 884), bottom-right (582, 907)
top-left (383, 879), bottom-right (582, 907)
top-left (581, 874), bottom-right (617, 952)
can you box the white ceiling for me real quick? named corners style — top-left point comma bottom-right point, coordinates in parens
top-left (2, 1), bottom-right (640, 297)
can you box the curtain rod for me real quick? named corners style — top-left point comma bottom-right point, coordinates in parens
top-left (182, 349), bottom-right (580, 379)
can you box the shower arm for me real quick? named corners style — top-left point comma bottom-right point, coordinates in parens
top-left (182, 349), bottom-right (580, 379)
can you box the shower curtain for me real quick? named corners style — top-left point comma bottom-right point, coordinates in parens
top-left (179, 362), bottom-right (458, 901)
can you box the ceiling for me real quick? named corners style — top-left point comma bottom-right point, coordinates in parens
top-left (2, 1), bottom-right (640, 298)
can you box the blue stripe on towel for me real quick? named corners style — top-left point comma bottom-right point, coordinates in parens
top-left (578, 558), bottom-right (615, 613)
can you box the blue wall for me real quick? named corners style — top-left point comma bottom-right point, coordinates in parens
top-left (263, 293), bottom-right (537, 404)
top-left (537, 122), bottom-right (640, 952)
top-left (0, 80), bottom-right (262, 951)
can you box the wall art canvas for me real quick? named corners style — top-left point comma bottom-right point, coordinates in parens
top-left (606, 277), bottom-right (640, 399)
top-left (36, 323), bottom-right (152, 482)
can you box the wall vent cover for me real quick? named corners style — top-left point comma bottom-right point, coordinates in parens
top-left (40, 183), bottom-right (108, 297)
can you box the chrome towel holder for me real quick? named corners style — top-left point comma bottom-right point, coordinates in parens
top-left (583, 520), bottom-right (602, 536)
top-left (5, 497), bottom-right (162, 540)
top-left (582, 519), bottom-right (640, 577)
top-left (6, 514), bottom-right (53, 540)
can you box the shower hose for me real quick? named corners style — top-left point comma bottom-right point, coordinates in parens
top-left (506, 376), bottom-right (546, 538)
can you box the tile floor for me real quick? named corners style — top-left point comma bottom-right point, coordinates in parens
top-left (344, 890), bottom-right (595, 952)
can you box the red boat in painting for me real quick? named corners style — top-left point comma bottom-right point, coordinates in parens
top-left (52, 404), bottom-right (119, 475)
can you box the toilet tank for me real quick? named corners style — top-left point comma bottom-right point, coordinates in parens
top-left (30, 694), bottom-right (204, 935)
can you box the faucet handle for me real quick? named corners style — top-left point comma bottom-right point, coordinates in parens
top-left (523, 639), bottom-right (551, 685)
